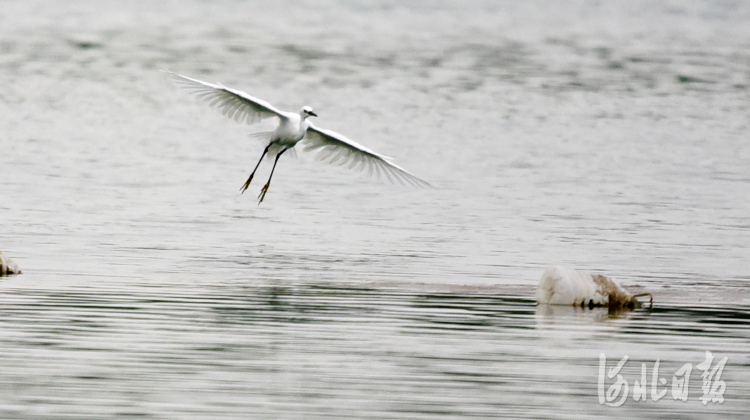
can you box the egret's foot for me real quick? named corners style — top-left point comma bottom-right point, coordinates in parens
top-left (258, 183), bottom-right (270, 204)
top-left (240, 174), bottom-right (254, 194)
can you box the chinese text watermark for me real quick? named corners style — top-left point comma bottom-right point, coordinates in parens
top-left (598, 351), bottom-right (727, 407)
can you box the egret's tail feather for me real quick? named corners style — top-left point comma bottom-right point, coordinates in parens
top-left (248, 131), bottom-right (273, 142)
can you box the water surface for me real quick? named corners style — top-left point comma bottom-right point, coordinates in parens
top-left (1, 1), bottom-right (749, 418)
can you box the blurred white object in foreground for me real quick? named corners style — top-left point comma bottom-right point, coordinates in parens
top-left (0, 252), bottom-right (22, 276)
top-left (536, 266), bottom-right (652, 310)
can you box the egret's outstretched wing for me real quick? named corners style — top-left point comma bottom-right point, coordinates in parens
top-left (164, 70), bottom-right (287, 124)
top-left (303, 123), bottom-right (429, 187)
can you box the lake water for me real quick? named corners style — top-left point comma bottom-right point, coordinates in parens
top-left (1, 0), bottom-right (749, 418)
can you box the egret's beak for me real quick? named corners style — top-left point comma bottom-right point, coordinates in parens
top-left (309, 111), bottom-right (318, 117)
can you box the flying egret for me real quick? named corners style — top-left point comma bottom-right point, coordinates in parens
top-left (165, 70), bottom-right (429, 203)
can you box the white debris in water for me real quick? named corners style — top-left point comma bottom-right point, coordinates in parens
top-left (536, 266), bottom-right (651, 309)
top-left (0, 252), bottom-right (22, 276)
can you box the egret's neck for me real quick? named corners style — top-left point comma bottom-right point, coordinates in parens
top-left (297, 114), bottom-right (310, 132)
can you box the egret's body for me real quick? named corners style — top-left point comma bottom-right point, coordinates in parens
top-left (536, 266), bottom-right (652, 310)
top-left (275, 113), bottom-right (308, 147)
top-left (165, 70), bottom-right (428, 203)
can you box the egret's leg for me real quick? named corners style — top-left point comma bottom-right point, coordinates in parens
top-left (632, 293), bottom-right (654, 309)
top-left (258, 147), bottom-right (288, 204)
top-left (240, 145), bottom-right (270, 194)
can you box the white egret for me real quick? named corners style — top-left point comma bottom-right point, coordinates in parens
top-left (536, 266), bottom-right (653, 310)
top-left (165, 70), bottom-right (429, 203)
top-left (0, 251), bottom-right (21, 276)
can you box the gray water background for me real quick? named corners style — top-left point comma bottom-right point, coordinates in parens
top-left (1, 0), bottom-right (749, 418)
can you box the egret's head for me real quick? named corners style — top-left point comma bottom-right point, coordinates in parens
top-left (301, 106), bottom-right (317, 118)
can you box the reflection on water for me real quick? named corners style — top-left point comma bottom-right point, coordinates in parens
top-left (0, 282), bottom-right (748, 419)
